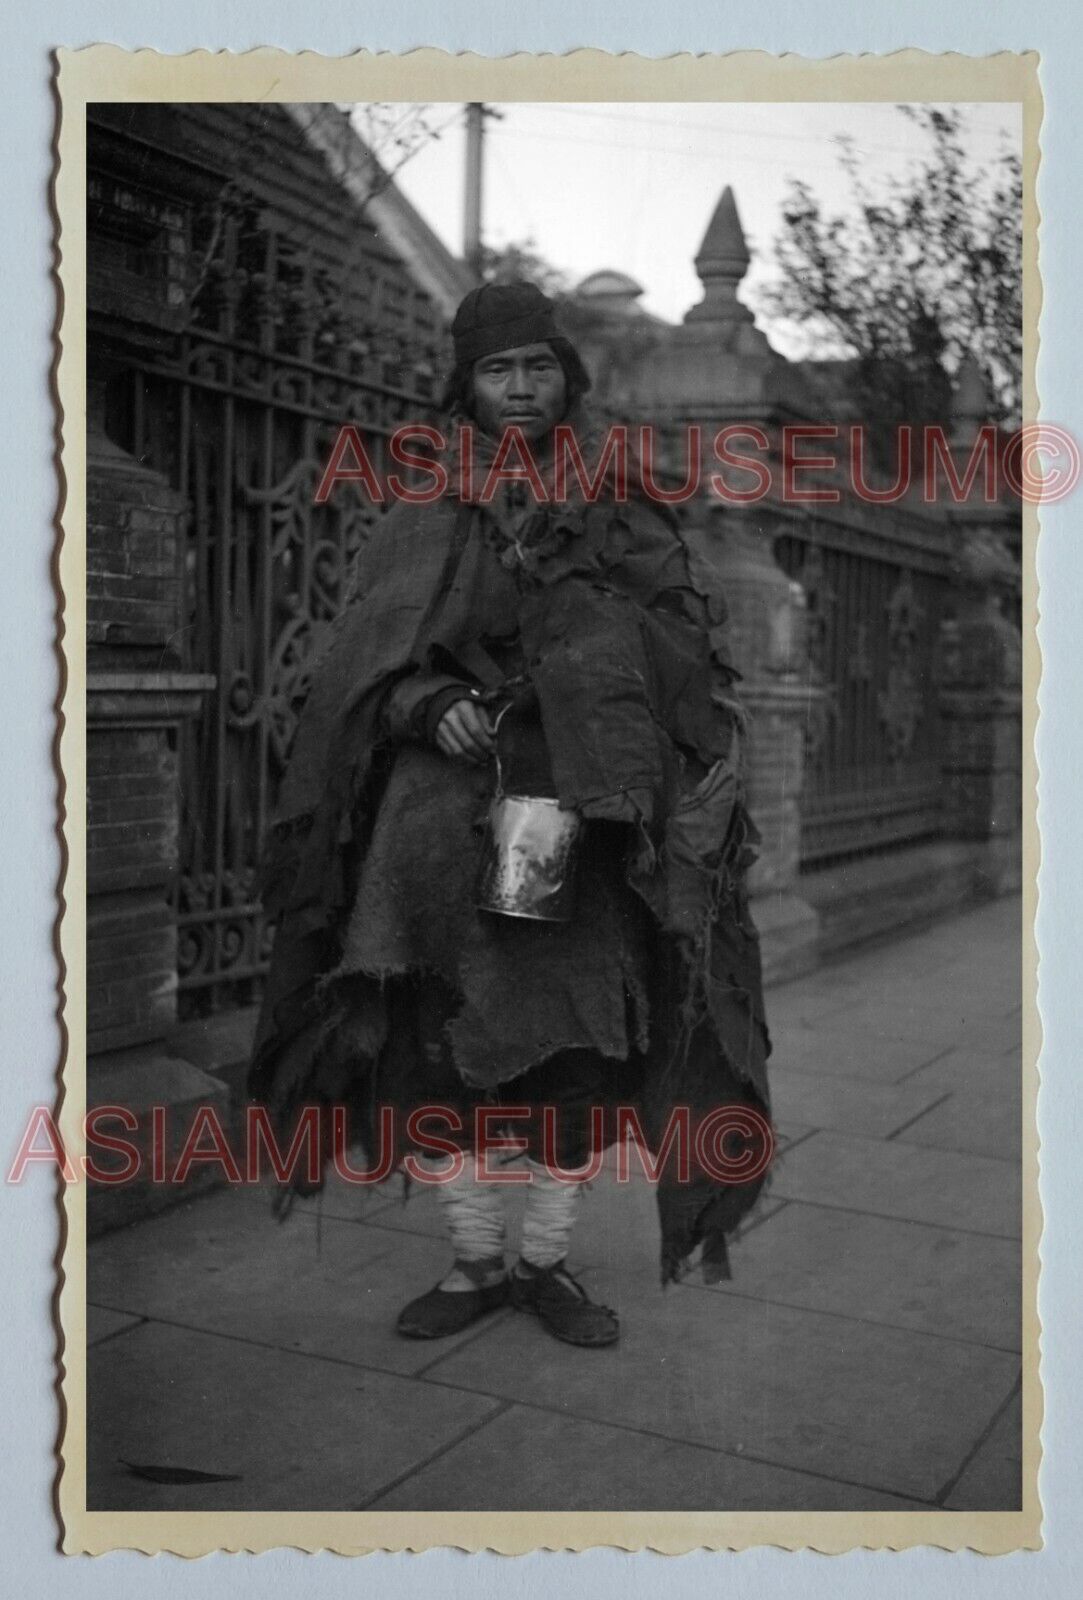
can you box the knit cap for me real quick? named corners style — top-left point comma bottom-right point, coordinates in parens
top-left (450, 281), bottom-right (562, 364)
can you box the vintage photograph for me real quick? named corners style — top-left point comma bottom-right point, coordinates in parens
top-left (55, 48), bottom-right (1039, 1552)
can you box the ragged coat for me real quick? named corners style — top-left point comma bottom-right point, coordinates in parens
top-left (248, 425), bottom-right (774, 1282)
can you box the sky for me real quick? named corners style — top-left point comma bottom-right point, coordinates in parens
top-left (361, 100), bottom-right (1022, 356)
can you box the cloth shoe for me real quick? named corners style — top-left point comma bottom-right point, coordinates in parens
top-left (396, 1258), bottom-right (510, 1340)
top-left (509, 1258), bottom-right (620, 1347)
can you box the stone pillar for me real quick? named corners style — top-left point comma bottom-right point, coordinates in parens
top-left (629, 186), bottom-right (825, 979)
top-left (85, 377), bottom-right (223, 1232)
top-left (690, 504), bottom-right (822, 980)
top-left (937, 360), bottom-right (1023, 895)
top-left (939, 530), bottom-right (1023, 893)
top-left (87, 675), bottom-right (213, 1052)
top-left (86, 379), bottom-right (216, 1051)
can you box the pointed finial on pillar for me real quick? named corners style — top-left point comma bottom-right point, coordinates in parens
top-left (686, 186), bottom-right (755, 326)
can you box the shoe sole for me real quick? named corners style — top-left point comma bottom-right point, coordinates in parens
top-left (396, 1299), bottom-right (509, 1341)
top-left (511, 1301), bottom-right (620, 1347)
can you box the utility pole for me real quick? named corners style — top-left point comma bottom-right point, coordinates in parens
top-left (463, 102), bottom-right (487, 281)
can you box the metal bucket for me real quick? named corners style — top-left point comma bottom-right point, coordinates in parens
top-left (475, 792), bottom-right (582, 921)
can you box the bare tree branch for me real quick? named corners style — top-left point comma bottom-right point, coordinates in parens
top-left (753, 107), bottom-right (1022, 426)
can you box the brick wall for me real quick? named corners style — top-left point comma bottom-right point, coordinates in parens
top-left (87, 889), bottom-right (176, 1054)
top-left (87, 725), bottom-right (178, 893)
top-left (87, 443), bottom-right (181, 650)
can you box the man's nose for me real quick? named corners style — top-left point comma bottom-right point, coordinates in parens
top-left (507, 364), bottom-right (535, 396)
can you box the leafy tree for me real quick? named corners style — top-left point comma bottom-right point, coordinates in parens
top-left (754, 107), bottom-right (1022, 432)
top-left (480, 238), bottom-right (573, 298)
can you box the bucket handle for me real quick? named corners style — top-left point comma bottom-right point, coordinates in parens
top-left (478, 695), bottom-right (515, 800)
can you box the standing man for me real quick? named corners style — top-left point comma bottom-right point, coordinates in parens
top-left (248, 282), bottom-right (772, 1349)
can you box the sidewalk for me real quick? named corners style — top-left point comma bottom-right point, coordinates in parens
top-left (85, 895), bottom-right (1023, 1513)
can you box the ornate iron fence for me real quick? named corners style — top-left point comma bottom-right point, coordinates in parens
top-left (112, 197), bottom-right (444, 1012)
top-left (775, 510), bottom-right (952, 866)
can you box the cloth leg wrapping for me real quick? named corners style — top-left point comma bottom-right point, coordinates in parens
top-left (519, 1157), bottom-right (582, 1269)
top-left (426, 1152), bottom-right (508, 1263)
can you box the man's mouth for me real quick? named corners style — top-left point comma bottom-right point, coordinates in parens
top-left (503, 409), bottom-right (541, 421)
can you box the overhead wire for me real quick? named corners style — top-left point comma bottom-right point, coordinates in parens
top-left (498, 101), bottom-right (1020, 156)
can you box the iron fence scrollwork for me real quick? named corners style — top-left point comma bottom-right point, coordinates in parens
top-left (114, 193), bottom-right (442, 1012)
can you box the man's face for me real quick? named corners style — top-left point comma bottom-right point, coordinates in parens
top-left (470, 342), bottom-right (567, 441)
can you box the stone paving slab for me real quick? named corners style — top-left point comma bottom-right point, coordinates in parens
top-left (915, 1011), bottom-right (1022, 1057)
top-left (233, 1169), bottom-right (406, 1227)
top-left (766, 1019), bottom-right (961, 1085)
top-left (764, 986), bottom-right (868, 1029)
top-left (774, 1123), bottom-right (817, 1149)
top-left (893, 1086), bottom-right (1021, 1163)
top-left (89, 1183), bottom-right (394, 1308)
top-left (88, 1185), bottom-right (509, 1377)
top-left (774, 902), bottom-right (1020, 1015)
top-left (368, 1404), bottom-right (929, 1512)
top-left (903, 1042), bottom-right (1021, 1099)
top-left (792, 996), bottom-right (974, 1047)
top-left (420, 1270), bottom-right (1020, 1504)
top-left (842, 996), bottom-right (1019, 1052)
top-left (87, 1305), bottom-right (143, 1347)
top-left (944, 1390), bottom-right (1024, 1511)
top-left (766, 1065), bottom-right (949, 1140)
top-left (87, 1319), bottom-right (499, 1512)
top-left (772, 983), bottom-right (1018, 1056)
top-left (699, 1200), bottom-right (1022, 1351)
top-left (769, 1129), bottom-right (1022, 1237)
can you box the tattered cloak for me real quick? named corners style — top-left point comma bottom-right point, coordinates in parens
top-left (248, 434), bottom-right (774, 1283)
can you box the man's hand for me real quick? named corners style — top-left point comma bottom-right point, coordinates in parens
top-left (434, 696), bottom-right (497, 764)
